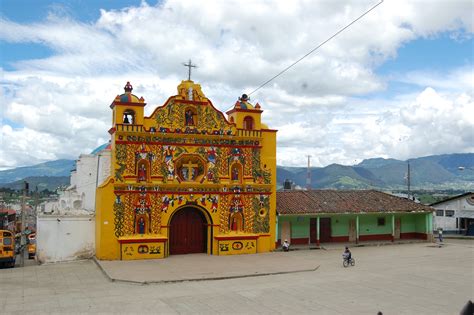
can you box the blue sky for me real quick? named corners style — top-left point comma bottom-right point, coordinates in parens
top-left (0, 0), bottom-right (473, 169)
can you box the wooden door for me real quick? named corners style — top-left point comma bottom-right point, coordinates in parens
top-left (319, 218), bottom-right (331, 242)
top-left (349, 219), bottom-right (356, 242)
top-left (169, 208), bottom-right (207, 255)
top-left (394, 218), bottom-right (401, 239)
top-left (310, 218), bottom-right (317, 243)
top-left (281, 221), bottom-right (291, 244)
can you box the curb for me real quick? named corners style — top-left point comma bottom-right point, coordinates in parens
top-left (92, 257), bottom-right (319, 285)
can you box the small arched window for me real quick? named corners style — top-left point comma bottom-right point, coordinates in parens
top-left (243, 116), bottom-right (254, 130)
top-left (123, 109), bottom-right (135, 124)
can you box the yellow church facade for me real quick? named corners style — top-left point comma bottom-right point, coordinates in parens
top-left (95, 80), bottom-right (277, 260)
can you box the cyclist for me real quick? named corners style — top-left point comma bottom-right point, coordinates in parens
top-left (342, 246), bottom-right (351, 262)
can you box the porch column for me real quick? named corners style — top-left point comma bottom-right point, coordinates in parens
top-left (391, 214), bottom-right (395, 242)
top-left (426, 212), bottom-right (432, 241)
top-left (356, 215), bottom-right (359, 244)
top-left (316, 216), bottom-right (320, 246)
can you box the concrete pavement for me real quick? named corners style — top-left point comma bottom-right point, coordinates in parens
top-left (0, 239), bottom-right (473, 314)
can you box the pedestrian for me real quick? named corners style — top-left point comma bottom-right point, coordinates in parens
top-left (438, 228), bottom-right (443, 243)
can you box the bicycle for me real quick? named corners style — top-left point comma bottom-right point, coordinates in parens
top-left (343, 257), bottom-right (355, 267)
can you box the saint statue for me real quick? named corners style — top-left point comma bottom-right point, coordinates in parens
top-left (138, 217), bottom-right (145, 234)
top-left (185, 109), bottom-right (195, 126)
top-left (138, 164), bottom-right (147, 182)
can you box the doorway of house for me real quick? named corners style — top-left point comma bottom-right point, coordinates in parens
top-left (169, 207), bottom-right (207, 255)
top-left (319, 218), bottom-right (331, 242)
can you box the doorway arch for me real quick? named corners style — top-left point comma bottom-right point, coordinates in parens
top-left (168, 206), bottom-right (209, 255)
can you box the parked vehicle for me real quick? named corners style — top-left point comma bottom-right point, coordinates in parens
top-left (0, 230), bottom-right (16, 267)
top-left (28, 233), bottom-right (36, 259)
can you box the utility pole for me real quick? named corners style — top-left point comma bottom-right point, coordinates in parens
top-left (306, 155), bottom-right (311, 190)
top-left (407, 161), bottom-right (411, 200)
top-left (20, 181), bottom-right (28, 267)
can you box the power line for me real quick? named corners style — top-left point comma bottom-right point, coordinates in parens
top-left (248, 0), bottom-right (384, 96)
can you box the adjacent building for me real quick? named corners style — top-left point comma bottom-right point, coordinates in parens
top-left (277, 190), bottom-right (433, 246)
top-left (431, 192), bottom-right (474, 235)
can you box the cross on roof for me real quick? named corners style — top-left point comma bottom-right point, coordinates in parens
top-left (183, 59), bottom-right (197, 81)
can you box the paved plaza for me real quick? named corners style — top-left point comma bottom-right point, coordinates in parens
top-left (1, 239), bottom-right (473, 314)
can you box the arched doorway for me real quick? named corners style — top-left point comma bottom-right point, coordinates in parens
top-left (169, 207), bottom-right (208, 255)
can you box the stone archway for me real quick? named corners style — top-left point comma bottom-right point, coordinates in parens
top-left (169, 207), bottom-right (208, 255)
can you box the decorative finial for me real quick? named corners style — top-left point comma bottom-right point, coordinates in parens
top-left (239, 94), bottom-right (249, 102)
top-left (124, 81), bottom-right (133, 93)
top-left (183, 59), bottom-right (197, 81)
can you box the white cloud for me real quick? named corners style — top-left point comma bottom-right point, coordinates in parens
top-left (0, 0), bottom-right (473, 169)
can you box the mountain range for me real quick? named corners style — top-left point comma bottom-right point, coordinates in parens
top-left (0, 153), bottom-right (473, 191)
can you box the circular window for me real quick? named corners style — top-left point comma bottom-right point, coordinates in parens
top-left (258, 208), bottom-right (267, 217)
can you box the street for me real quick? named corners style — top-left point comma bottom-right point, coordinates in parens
top-left (0, 239), bottom-right (473, 314)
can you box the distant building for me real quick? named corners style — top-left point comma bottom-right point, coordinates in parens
top-left (430, 192), bottom-right (474, 235)
top-left (0, 209), bottom-right (16, 231)
top-left (277, 190), bottom-right (434, 246)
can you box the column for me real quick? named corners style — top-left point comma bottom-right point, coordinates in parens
top-left (356, 215), bottom-right (359, 244)
top-left (316, 216), bottom-right (320, 246)
top-left (391, 214), bottom-right (395, 242)
top-left (275, 215), bottom-right (279, 245)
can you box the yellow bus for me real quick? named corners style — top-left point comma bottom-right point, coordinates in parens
top-left (28, 233), bottom-right (36, 259)
top-left (0, 230), bottom-right (16, 268)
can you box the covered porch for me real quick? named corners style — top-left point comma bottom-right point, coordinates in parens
top-left (276, 190), bottom-right (434, 247)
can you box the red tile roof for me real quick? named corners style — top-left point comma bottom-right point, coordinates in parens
top-left (0, 209), bottom-right (16, 216)
top-left (277, 190), bottom-right (433, 215)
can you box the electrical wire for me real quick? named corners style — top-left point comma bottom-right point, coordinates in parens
top-left (247, 0), bottom-right (384, 96)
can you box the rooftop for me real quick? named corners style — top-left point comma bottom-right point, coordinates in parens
top-left (277, 190), bottom-right (433, 215)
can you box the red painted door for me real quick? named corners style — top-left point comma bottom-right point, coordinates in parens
top-left (169, 208), bottom-right (207, 255)
top-left (319, 218), bottom-right (331, 242)
top-left (310, 218), bottom-right (317, 243)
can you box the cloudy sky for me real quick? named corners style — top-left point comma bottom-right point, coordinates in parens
top-left (1, 0), bottom-right (473, 170)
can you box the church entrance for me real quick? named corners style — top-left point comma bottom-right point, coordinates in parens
top-left (169, 207), bottom-right (208, 255)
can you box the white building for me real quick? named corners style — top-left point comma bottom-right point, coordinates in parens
top-left (431, 192), bottom-right (474, 236)
top-left (37, 144), bottom-right (111, 263)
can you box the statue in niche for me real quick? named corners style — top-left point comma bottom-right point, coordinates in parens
top-left (185, 109), bottom-right (195, 126)
top-left (137, 217), bottom-right (145, 234)
top-left (231, 165), bottom-right (240, 181)
top-left (134, 190), bottom-right (151, 234)
top-left (138, 164), bottom-right (147, 182)
top-left (230, 212), bottom-right (243, 231)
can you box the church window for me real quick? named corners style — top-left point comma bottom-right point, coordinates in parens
top-left (123, 110), bottom-right (135, 124)
top-left (243, 116), bottom-right (254, 130)
top-left (73, 200), bottom-right (82, 210)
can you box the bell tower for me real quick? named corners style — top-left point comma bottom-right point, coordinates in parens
top-left (109, 82), bottom-right (146, 127)
top-left (226, 94), bottom-right (263, 131)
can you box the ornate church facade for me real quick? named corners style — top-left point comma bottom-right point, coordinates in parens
top-left (95, 80), bottom-right (277, 260)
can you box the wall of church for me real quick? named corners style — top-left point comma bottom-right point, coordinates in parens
top-left (36, 215), bottom-right (95, 263)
